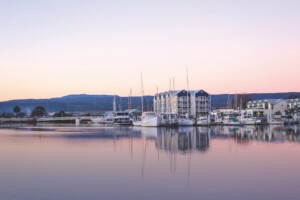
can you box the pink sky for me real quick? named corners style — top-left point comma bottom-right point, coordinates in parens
top-left (1, 1), bottom-right (299, 101)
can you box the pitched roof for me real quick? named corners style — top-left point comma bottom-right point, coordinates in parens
top-left (155, 89), bottom-right (209, 96)
top-left (249, 99), bottom-right (283, 105)
top-left (190, 90), bottom-right (209, 97)
top-left (266, 99), bottom-right (283, 105)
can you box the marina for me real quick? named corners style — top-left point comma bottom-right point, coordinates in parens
top-left (1, 71), bottom-right (299, 127)
top-left (1, 108), bottom-right (299, 127)
top-left (1, 1), bottom-right (299, 199)
top-left (2, 92), bottom-right (299, 127)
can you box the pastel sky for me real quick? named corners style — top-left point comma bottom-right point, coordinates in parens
top-left (1, 0), bottom-right (299, 101)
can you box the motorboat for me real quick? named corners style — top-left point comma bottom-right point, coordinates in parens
top-left (141, 112), bottom-right (160, 127)
top-left (113, 111), bottom-right (132, 125)
top-left (222, 116), bottom-right (242, 126)
top-left (241, 116), bottom-right (256, 125)
top-left (104, 112), bottom-right (114, 124)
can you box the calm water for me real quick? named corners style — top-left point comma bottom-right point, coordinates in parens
top-left (0, 124), bottom-right (300, 200)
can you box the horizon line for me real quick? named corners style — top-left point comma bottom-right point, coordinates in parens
top-left (1, 91), bottom-right (300, 102)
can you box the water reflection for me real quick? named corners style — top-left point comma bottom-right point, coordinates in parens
top-left (0, 125), bottom-right (300, 200)
top-left (210, 125), bottom-right (300, 143)
top-left (155, 127), bottom-right (209, 153)
top-left (1, 124), bottom-right (300, 146)
top-left (63, 127), bottom-right (142, 140)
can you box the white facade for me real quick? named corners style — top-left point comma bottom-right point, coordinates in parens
top-left (154, 89), bottom-right (211, 117)
top-left (246, 99), bottom-right (288, 115)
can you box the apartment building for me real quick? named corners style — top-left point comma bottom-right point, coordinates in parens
top-left (154, 89), bottom-right (211, 117)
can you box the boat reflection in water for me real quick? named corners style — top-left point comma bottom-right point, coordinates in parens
top-left (154, 127), bottom-right (210, 153)
top-left (4, 124), bottom-right (299, 146)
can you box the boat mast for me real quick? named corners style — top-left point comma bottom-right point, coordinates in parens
top-left (173, 77), bottom-right (175, 90)
top-left (234, 91), bottom-right (237, 110)
top-left (113, 95), bottom-right (116, 112)
top-left (119, 97), bottom-right (122, 111)
top-left (227, 94), bottom-right (231, 109)
top-left (240, 98), bottom-right (243, 110)
top-left (141, 72), bottom-right (144, 113)
top-left (128, 88), bottom-right (132, 110)
top-left (186, 66), bottom-right (190, 115)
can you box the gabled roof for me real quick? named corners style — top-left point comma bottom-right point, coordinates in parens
top-left (155, 90), bottom-right (179, 97)
top-left (287, 98), bottom-right (300, 102)
top-left (155, 89), bottom-right (209, 97)
top-left (168, 90), bottom-right (179, 95)
top-left (191, 90), bottom-right (209, 97)
top-left (174, 90), bottom-right (191, 97)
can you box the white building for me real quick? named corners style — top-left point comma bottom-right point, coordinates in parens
top-left (246, 99), bottom-right (288, 116)
top-left (190, 90), bottom-right (211, 117)
top-left (287, 98), bottom-right (300, 112)
top-left (154, 89), bottom-right (211, 117)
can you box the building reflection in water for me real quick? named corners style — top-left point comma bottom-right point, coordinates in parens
top-left (135, 125), bottom-right (300, 152)
top-left (210, 125), bottom-right (300, 143)
top-left (154, 127), bottom-right (210, 153)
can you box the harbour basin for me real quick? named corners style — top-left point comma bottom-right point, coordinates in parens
top-left (0, 124), bottom-right (299, 200)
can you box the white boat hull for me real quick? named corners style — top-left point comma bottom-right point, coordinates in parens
top-left (141, 116), bottom-right (160, 127)
top-left (178, 119), bottom-right (193, 126)
top-left (133, 120), bottom-right (142, 126)
top-left (197, 118), bottom-right (210, 126)
top-left (104, 114), bottom-right (114, 125)
top-left (242, 120), bottom-right (256, 125)
top-left (113, 115), bottom-right (132, 125)
top-left (104, 117), bottom-right (114, 124)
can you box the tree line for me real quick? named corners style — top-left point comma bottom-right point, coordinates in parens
top-left (1, 106), bottom-right (48, 118)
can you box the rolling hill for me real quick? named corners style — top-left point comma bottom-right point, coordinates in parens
top-left (0, 92), bottom-right (299, 114)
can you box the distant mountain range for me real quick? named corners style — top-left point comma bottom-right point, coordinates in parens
top-left (0, 92), bottom-right (299, 114)
top-left (0, 94), bottom-right (154, 114)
